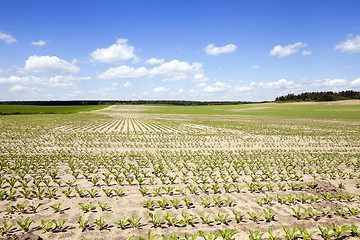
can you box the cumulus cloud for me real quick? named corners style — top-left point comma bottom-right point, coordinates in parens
top-left (269, 42), bottom-right (307, 58)
top-left (251, 65), bottom-right (261, 69)
top-left (9, 85), bottom-right (27, 92)
top-left (312, 78), bottom-right (348, 88)
top-left (203, 43), bottom-right (237, 56)
top-left (150, 60), bottom-right (207, 82)
top-left (31, 40), bottom-right (46, 46)
top-left (351, 78), bottom-right (360, 87)
top-left (203, 81), bottom-right (231, 93)
top-left (90, 38), bottom-right (137, 64)
top-left (258, 78), bottom-right (298, 89)
top-left (334, 35), bottom-right (360, 53)
top-left (98, 65), bottom-right (149, 79)
top-left (0, 30), bottom-right (16, 44)
top-left (153, 86), bottom-right (168, 93)
top-left (0, 75), bottom-right (89, 89)
top-left (24, 55), bottom-right (80, 73)
top-left (301, 50), bottom-right (312, 56)
top-left (123, 81), bottom-right (134, 87)
top-left (146, 58), bottom-right (165, 65)
top-left (234, 86), bottom-right (253, 92)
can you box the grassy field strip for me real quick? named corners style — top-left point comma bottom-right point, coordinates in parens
top-left (113, 118), bottom-right (125, 131)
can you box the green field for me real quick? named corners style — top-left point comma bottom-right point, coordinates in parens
top-left (143, 102), bottom-right (360, 120)
top-left (0, 105), bottom-right (108, 115)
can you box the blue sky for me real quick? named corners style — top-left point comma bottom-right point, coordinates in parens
top-left (1, 0), bottom-right (360, 101)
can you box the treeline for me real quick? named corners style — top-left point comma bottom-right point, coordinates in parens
top-left (275, 90), bottom-right (360, 102)
top-left (0, 100), bottom-right (263, 106)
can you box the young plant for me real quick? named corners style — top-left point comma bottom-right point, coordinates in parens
top-left (28, 203), bottom-right (44, 213)
top-left (263, 208), bottom-right (275, 222)
top-left (248, 229), bottom-right (264, 240)
top-left (157, 199), bottom-right (169, 210)
top-left (87, 188), bottom-right (98, 198)
top-left (114, 188), bottom-right (125, 197)
top-left (52, 218), bottom-right (68, 232)
top-left (163, 212), bottom-right (178, 226)
top-left (75, 187), bottom-right (86, 198)
top-left (38, 220), bottom-right (53, 232)
top-left (98, 201), bottom-right (109, 211)
top-left (218, 228), bottom-right (239, 240)
top-left (78, 202), bottom-right (94, 212)
top-left (141, 199), bottom-right (155, 210)
top-left (127, 214), bottom-right (142, 228)
top-left (0, 220), bottom-right (14, 235)
top-left (283, 227), bottom-right (300, 240)
top-left (291, 207), bottom-right (303, 220)
top-left (102, 189), bottom-right (113, 197)
top-left (12, 202), bottom-right (29, 214)
top-left (298, 227), bottom-right (317, 240)
top-left (179, 212), bottom-right (197, 226)
top-left (232, 210), bottom-right (244, 223)
top-left (247, 211), bottom-right (263, 223)
top-left (199, 211), bottom-right (212, 224)
top-left (50, 202), bottom-right (62, 213)
top-left (78, 216), bottom-right (89, 231)
top-left (16, 217), bottom-right (33, 232)
top-left (330, 223), bottom-right (350, 239)
top-left (200, 197), bottom-right (212, 208)
top-left (267, 228), bottom-right (280, 240)
top-left (214, 213), bottom-right (230, 225)
top-left (94, 216), bottom-right (107, 230)
top-left (170, 199), bottom-right (181, 209)
top-left (139, 186), bottom-right (149, 196)
top-left (183, 197), bottom-right (193, 209)
top-left (114, 216), bottom-right (128, 229)
top-left (148, 212), bottom-right (163, 228)
top-left (62, 188), bottom-right (73, 198)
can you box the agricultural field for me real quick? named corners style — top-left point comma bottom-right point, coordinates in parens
top-left (0, 102), bottom-right (360, 240)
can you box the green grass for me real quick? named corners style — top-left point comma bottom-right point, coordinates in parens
top-left (142, 103), bottom-right (360, 120)
top-left (0, 105), bottom-right (109, 115)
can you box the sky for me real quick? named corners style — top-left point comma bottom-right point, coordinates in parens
top-left (0, 0), bottom-right (360, 102)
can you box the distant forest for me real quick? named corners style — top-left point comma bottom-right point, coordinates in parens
top-left (0, 100), bottom-right (259, 106)
top-left (275, 90), bottom-right (360, 102)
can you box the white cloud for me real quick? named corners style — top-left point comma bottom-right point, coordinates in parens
top-left (334, 35), bottom-right (360, 53)
top-left (146, 58), bottom-right (165, 65)
top-left (203, 81), bottom-right (231, 93)
top-left (234, 86), bottom-right (253, 92)
top-left (153, 86), bottom-right (168, 93)
top-left (150, 59), bottom-right (207, 82)
top-left (24, 55), bottom-right (80, 73)
top-left (301, 50), bottom-right (312, 56)
top-left (351, 78), bottom-right (360, 87)
top-left (123, 81), bottom-right (134, 88)
top-left (0, 75), bottom-right (89, 89)
top-left (196, 82), bottom-right (207, 88)
top-left (90, 38), bottom-right (137, 64)
top-left (0, 30), bottom-right (16, 44)
top-left (9, 85), bottom-right (27, 92)
top-left (258, 78), bottom-right (298, 89)
top-left (251, 65), bottom-right (261, 69)
top-left (31, 40), bottom-right (46, 46)
top-left (312, 78), bottom-right (348, 88)
top-left (269, 42), bottom-right (307, 58)
top-left (98, 65), bottom-right (148, 79)
top-left (203, 43), bottom-right (237, 56)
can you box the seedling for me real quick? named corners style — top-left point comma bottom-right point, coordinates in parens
top-left (199, 230), bottom-right (220, 240)
top-left (170, 199), bottom-right (181, 209)
top-left (0, 220), bottom-right (14, 235)
top-left (78, 202), bottom-right (94, 212)
top-left (94, 216), bottom-right (107, 230)
top-left (250, 229), bottom-right (263, 240)
top-left (98, 201), bottom-right (109, 211)
top-left (127, 214), bottom-right (142, 228)
top-left (75, 187), bottom-right (86, 197)
top-left (102, 189), bottom-right (113, 197)
top-left (218, 228), bottom-right (238, 240)
top-left (214, 213), bottom-right (230, 225)
top-left (183, 197), bottom-right (193, 208)
top-left (16, 217), bottom-right (33, 232)
top-left (50, 202), bottom-right (62, 213)
top-left (28, 203), bottom-right (44, 213)
top-left (157, 199), bottom-right (169, 209)
top-left (283, 227), bottom-right (300, 240)
top-left (45, 188), bottom-right (57, 198)
top-left (199, 211), bottom-right (212, 224)
top-left (320, 207), bottom-right (332, 217)
top-left (247, 211), bottom-right (262, 222)
top-left (267, 228), bottom-right (280, 240)
top-left (224, 197), bottom-right (236, 207)
top-left (87, 188), bottom-right (98, 198)
top-left (200, 197), bottom-right (212, 208)
top-left (148, 212), bottom-right (163, 228)
top-left (298, 227), bottom-right (317, 240)
top-left (114, 188), bottom-right (125, 196)
top-left (38, 220), bottom-right (53, 232)
top-left (62, 188), bottom-right (73, 198)
top-left (78, 216), bottom-right (89, 231)
top-left (139, 186), bottom-right (149, 196)
top-left (179, 212), bottom-right (197, 226)
top-left (141, 199), bottom-right (155, 210)
top-left (213, 196), bottom-right (225, 207)
top-left (114, 216), bottom-right (128, 229)
top-left (163, 212), bottom-right (178, 226)
top-left (263, 208), bottom-right (275, 222)
top-left (291, 207), bottom-right (303, 220)
top-left (139, 231), bottom-right (158, 240)
top-left (12, 202), bottom-right (29, 214)
top-left (232, 210), bottom-right (244, 223)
